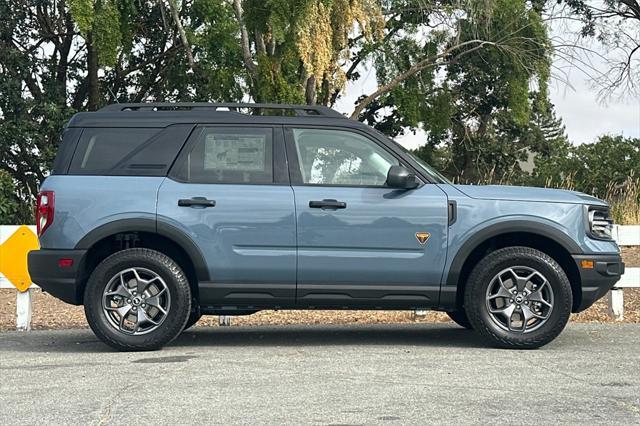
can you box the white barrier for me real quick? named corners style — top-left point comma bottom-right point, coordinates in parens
top-left (1, 225), bottom-right (638, 330)
top-left (608, 225), bottom-right (640, 321)
top-left (608, 225), bottom-right (640, 320)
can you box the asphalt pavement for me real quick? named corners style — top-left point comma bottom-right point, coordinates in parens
top-left (1, 323), bottom-right (639, 425)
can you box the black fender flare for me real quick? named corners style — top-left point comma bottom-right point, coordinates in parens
top-left (444, 220), bottom-right (582, 288)
top-left (75, 218), bottom-right (209, 281)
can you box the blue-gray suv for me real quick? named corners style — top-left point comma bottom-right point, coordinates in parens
top-left (28, 103), bottom-right (624, 351)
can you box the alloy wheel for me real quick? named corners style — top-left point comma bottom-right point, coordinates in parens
top-left (102, 267), bottom-right (170, 335)
top-left (485, 266), bottom-right (554, 333)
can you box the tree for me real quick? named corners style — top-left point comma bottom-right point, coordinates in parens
top-left (528, 134), bottom-right (640, 197)
top-left (558, 0), bottom-right (640, 97)
top-left (0, 170), bottom-right (21, 224)
top-left (361, 0), bottom-right (553, 183)
top-left (0, 0), bottom-right (245, 222)
top-left (234, 0), bottom-right (383, 104)
top-left (0, 0), bottom-right (630, 225)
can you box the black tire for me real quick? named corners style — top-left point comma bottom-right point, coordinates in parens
top-left (183, 311), bottom-right (202, 330)
top-left (84, 248), bottom-right (191, 351)
top-left (464, 246), bottom-right (572, 349)
top-left (446, 309), bottom-right (473, 330)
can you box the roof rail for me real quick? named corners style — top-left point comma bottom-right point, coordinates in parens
top-left (98, 102), bottom-right (345, 118)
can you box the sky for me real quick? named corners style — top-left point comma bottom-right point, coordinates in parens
top-left (333, 45), bottom-right (640, 151)
top-left (549, 75), bottom-right (640, 144)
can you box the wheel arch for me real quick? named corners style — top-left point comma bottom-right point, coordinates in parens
top-left (75, 219), bottom-right (209, 304)
top-left (444, 221), bottom-right (583, 312)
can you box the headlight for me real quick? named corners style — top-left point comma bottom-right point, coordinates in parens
top-left (585, 206), bottom-right (613, 240)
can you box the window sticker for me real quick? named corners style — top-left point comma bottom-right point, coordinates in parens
top-left (204, 134), bottom-right (266, 171)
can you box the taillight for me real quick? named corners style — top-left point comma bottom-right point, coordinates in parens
top-left (36, 191), bottom-right (55, 236)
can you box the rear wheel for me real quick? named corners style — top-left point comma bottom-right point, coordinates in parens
top-left (84, 248), bottom-right (191, 351)
top-left (464, 247), bottom-right (572, 349)
top-left (446, 310), bottom-right (473, 330)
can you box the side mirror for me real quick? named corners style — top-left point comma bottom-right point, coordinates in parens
top-left (387, 165), bottom-right (419, 189)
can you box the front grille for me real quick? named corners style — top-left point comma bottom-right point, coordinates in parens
top-left (588, 207), bottom-right (613, 240)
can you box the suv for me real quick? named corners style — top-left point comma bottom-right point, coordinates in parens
top-left (28, 103), bottom-right (624, 351)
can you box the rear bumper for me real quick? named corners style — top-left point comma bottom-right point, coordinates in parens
top-left (572, 254), bottom-right (625, 312)
top-left (27, 249), bottom-right (87, 305)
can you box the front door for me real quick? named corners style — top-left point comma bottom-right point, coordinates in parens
top-left (286, 127), bottom-right (448, 308)
top-left (157, 126), bottom-right (296, 308)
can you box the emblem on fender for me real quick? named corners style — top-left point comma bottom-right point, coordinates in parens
top-left (415, 232), bottom-right (430, 245)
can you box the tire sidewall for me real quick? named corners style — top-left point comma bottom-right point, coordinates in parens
top-left (466, 248), bottom-right (572, 348)
top-left (84, 249), bottom-right (191, 351)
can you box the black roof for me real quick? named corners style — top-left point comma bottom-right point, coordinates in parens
top-left (68, 102), bottom-right (355, 128)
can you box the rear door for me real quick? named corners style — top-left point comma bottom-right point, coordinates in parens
top-left (157, 125), bottom-right (296, 307)
top-left (286, 126), bottom-right (449, 308)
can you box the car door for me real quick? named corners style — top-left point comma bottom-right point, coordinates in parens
top-left (285, 126), bottom-right (449, 308)
top-left (157, 125), bottom-right (296, 307)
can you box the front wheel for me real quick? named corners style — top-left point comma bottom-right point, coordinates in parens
top-left (464, 247), bottom-right (572, 349)
top-left (84, 248), bottom-right (192, 351)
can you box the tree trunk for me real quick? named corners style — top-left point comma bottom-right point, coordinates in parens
top-left (255, 30), bottom-right (266, 55)
top-left (305, 75), bottom-right (316, 105)
top-left (349, 40), bottom-right (493, 119)
top-left (87, 34), bottom-right (100, 111)
top-left (166, 0), bottom-right (195, 70)
top-left (320, 74), bottom-right (331, 106)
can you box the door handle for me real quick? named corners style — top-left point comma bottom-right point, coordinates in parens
top-left (178, 197), bottom-right (216, 208)
top-left (309, 199), bottom-right (347, 210)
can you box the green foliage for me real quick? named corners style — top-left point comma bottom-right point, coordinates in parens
top-left (243, 0), bottom-right (382, 103)
top-left (255, 54), bottom-right (306, 104)
top-left (0, 170), bottom-right (21, 224)
top-left (0, 0), bottom-right (636, 225)
top-left (70, 0), bottom-right (122, 66)
top-left (92, 1), bottom-right (122, 65)
top-left (0, 0), bottom-right (246, 224)
top-left (371, 0), bottom-right (553, 183)
top-left (532, 135), bottom-right (640, 199)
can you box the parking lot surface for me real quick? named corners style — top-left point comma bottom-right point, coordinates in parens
top-left (1, 323), bottom-right (639, 425)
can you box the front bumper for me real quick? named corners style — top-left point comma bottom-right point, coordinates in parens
top-left (27, 249), bottom-right (87, 305)
top-left (572, 253), bottom-right (625, 312)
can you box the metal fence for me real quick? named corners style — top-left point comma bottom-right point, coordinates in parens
top-left (1, 225), bottom-right (638, 330)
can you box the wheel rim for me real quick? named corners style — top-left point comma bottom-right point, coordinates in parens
top-left (102, 267), bottom-right (170, 335)
top-left (485, 266), bottom-right (554, 333)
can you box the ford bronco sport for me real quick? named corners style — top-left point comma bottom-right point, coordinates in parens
top-left (28, 103), bottom-right (624, 351)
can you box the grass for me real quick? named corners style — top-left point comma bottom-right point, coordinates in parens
top-left (606, 178), bottom-right (640, 225)
top-left (541, 174), bottom-right (640, 225)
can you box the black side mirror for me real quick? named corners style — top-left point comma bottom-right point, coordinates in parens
top-left (387, 165), bottom-right (419, 189)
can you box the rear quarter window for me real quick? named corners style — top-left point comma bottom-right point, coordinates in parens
top-left (51, 128), bottom-right (82, 175)
top-left (68, 128), bottom-right (160, 174)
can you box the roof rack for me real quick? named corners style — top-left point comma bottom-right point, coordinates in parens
top-left (98, 102), bottom-right (345, 118)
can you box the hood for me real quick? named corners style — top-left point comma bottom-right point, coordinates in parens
top-left (453, 184), bottom-right (607, 206)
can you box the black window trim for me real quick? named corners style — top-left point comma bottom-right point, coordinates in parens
top-left (105, 124), bottom-right (196, 175)
top-left (167, 124), bottom-right (290, 186)
top-left (56, 127), bottom-right (83, 175)
top-left (67, 126), bottom-right (165, 176)
top-left (283, 125), bottom-right (428, 188)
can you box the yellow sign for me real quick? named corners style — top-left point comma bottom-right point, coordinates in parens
top-left (0, 226), bottom-right (40, 291)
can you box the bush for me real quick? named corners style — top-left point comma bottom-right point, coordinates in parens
top-left (531, 135), bottom-right (640, 199)
top-left (0, 170), bottom-right (21, 224)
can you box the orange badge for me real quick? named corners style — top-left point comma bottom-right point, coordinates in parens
top-left (415, 232), bottom-right (430, 245)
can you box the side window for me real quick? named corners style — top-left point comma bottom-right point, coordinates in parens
top-left (69, 128), bottom-right (160, 174)
top-left (291, 128), bottom-right (400, 186)
top-left (172, 127), bottom-right (273, 184)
